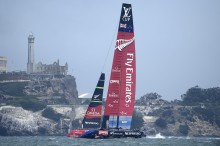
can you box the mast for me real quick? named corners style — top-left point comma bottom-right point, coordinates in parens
top-left (103, 3), bottom-right (136, 130)
top-left (82, 73), bottom-right (105, 129)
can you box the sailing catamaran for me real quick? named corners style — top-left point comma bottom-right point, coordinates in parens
top-left (67, 3), bottom-right (145, 138)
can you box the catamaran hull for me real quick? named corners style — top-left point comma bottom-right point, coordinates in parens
top-left (67, 129), bottom-right (145, 139)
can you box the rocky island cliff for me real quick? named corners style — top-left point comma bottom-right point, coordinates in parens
top-left (135, 88), bottom-right (220, 137)
top-left (0, 74), bottom-right (80, 135)
top-left (0, 73), bottom-right (220, 137)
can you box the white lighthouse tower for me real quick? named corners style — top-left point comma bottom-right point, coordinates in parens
top-left (27, 32), bottom-right (35, 74)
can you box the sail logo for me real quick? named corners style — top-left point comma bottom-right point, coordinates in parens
top-left (110, 80), bottom-right (119, 84)
top-left (93, 94), bottom-right (100, 99)
top-left (87, 108), bottom-right (101, 116)
top-left (85, 122), bottom-right (99, 125)
top-left (125, 53), bottom-right (134, 104)
top-left (125, 132), bottom-right (141, 135)
top-left (120, 111), bottom-right (127, 115)
top-left (112, 66), bottom-right (121, 72)
top-left (122, 121), bottom-right (128, 124)
top-left (115, 37), bottom-right (134, 51)
top-left (98, 130), bottom-right (108, 136)
top-left (125, 103), bottom-right (130, 107)
top-left (110, 131), bottom-right (114, 135)
top-left (122, 7), bottom-right (131, 21)
top-left (120, 23), bottom-right (127, 28)
top-left (109, 92), bottom-right (119, 98)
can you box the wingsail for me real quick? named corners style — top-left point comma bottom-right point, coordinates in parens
top-left (103, 3), bottom-right (136, 130)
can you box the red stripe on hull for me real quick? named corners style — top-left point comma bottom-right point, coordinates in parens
top-left (67, 129), bottom-right (88, 138)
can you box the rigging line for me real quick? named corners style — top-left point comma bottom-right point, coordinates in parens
top-left (101, 22), bottom-right (119, 73)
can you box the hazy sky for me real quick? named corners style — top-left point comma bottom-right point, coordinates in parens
top-left (1, 0), bottom-right (220, 101)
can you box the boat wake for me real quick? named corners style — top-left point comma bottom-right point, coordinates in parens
top-left (147, 133), bottom-right (166, 139)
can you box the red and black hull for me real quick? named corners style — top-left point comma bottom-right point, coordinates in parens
top-left (67, 129), bottom-right (145, 139)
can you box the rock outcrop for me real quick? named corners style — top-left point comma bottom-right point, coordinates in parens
top-left (0, 74), bottom-right (80, 136)
top-left (135, 93), bottom-right (220, 137)
top-left (23, 75), bottom-right (79, 104)
top-left (0, 105), bottom-right (88, 136)
top-left (0, 106), bottom-right (58, 136)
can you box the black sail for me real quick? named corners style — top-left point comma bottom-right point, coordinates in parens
top-left (82, 73), bottom-right (105, 129)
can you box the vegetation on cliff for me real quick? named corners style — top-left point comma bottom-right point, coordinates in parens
top-left (155, 118), bottom-right (167, 129)
top-left (0, 82), bottom-right (46, 111)
top-left (178, 124), bottom-right (189, 135)
top-left (0, 75), bottom-right (79, 112)
top-left (136, 86), bottom-right (220, 136)
top-left (0, 82), bottom-right (28, 96)
top-left (181, 86), bottom-right (220, 127)
top-left (42, 107), bottom-right (62, 122)
top-left (131, 110), bottom-right (144, 129)
top-left (181, 86), bottom-right (220, 106)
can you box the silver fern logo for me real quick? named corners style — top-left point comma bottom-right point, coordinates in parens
top-left (115, 37), bottom-right (134, 51)
top-left (93, 94), bottom-right (100, 99)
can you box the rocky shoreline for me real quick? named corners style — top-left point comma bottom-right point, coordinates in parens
top-left (135, 92), bottom-right (220, 137)
top-left (0, 75), bottom-right (220, 137)
top-left (1, 103), bottom-right (220, 137)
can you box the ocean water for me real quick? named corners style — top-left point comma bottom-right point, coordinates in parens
top-left (0, 135), bottom-right (220, 146)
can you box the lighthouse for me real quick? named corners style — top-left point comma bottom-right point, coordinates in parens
top-left (27, 32), bottom-right (35, 74)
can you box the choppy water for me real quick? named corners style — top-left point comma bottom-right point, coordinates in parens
top-left (0, 136), bottom-right (220, 146)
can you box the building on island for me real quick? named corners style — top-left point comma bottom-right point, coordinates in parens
top-left (27, 33), bottom-right (68, 75)
top-left (35, 60), bottom-right (68, 75)
top-left (0, 56), bottom-right (7, 73)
